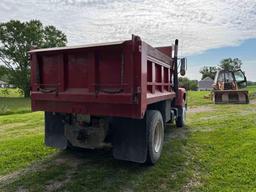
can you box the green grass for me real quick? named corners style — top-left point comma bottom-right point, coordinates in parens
top-left (248, 85), bottom-right (256, 100)
top-left (0, 87), bottom-right (256, 191)
top-left (0, 88), bottom-right (31, 115)
top-left (0, 97), bottom-right (31, 115)
top-left (188, 85), bottom-right (256, 107)
top-left (0, 88), bottom-right (22, 97)
top-left (247, 85), bottom-right (256, 92)
top-left (187, 90), bottom-right (212, 107)
top-left (187, 104), bottom-right (256, 191)
top-left (0, 127), bottom-right (191, 192)
top-left (0, 112), bottom-right (56, 176)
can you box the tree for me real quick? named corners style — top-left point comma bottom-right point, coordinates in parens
top-left (218, 58), bottom-right (242, 71)
top-left (200, 58), bottom-right (243, 80)
top-left (0, 65), bottom-right (8, 78)
top-left (179, 77), bottom-right (198, 90)
top-left (0, 20), bottom-right (67, 97)
top-left (0, 65), bottom-right (9, 82)
top-left (199, 66), bottom-right (217, 80)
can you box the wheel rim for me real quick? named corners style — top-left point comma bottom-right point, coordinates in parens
top-left (183, 107), bottom-right (186, 122)
top-left (153, 121), bottom-right (162, 153)
top-left (183, 107), bottom-right (187, 123)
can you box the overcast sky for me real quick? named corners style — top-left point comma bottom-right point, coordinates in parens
top-left (0, 0), bottom-right (256, 80)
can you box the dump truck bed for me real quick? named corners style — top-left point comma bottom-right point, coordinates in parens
top-left (30, 36), bottom-right (175, 119)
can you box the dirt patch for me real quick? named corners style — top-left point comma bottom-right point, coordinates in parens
top-left (190, 127), bottom-right (215, 132)
top-left (0, 152), bottom-right (85, 191)
top-left (121, 187), bottom-right (134, 192)
top-left (182, 173), bottom-right (201, 192)
top-left (0, 153), bottom-right (57, 185)
top-left (250, 100), bottom-right (256, 105)
top-left (46, 180), bottom-right (68, 192)
top-left (54, 154), bottom-right (84, 168)
top-left (166, 127), bottom-right (188, 140)
top-left (0, 171), bottom-right (21, 184)
top-left (45, 154), bottom-right (84, 191)
top-left (16, 187), bottom-right (29, 192)
top-left (0, 122), bottom-right (27, 133)
top-left (181, 149), bottom-right (202, 192)
top-left (164, 123), bottom-right (188, 140)
top-left (188, 106), bottom-right (214, 114)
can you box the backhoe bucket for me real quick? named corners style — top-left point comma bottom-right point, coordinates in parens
top-left (213, 90), bottom-right (249, 104)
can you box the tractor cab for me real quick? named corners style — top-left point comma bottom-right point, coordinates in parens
top-left (213, 70), bottom-right (247, 90)
top-left (212, 69), bottom-right (249, 104)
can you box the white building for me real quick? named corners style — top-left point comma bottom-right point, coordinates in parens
top-left (198, 77), bottom-right (214, 91)
top-left (0, 80), bottom-right (15, 88)
top-left (0, 80), bottom-right (8, 88)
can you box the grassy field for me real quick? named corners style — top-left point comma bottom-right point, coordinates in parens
top-left (0, 112), bottom-right (55, 176)
top-left (187, 85), bottom-right (256, 107)
top-left (0, 97), bottom-right (31, 115)
top-left (0, 88), bottom-right (22, 97)
top-left (0, 87), bottom-right (256, 191)
top-left (248, 85), bottom-right (256, 99)
top-left (0, 88), bottom-right (31, 115)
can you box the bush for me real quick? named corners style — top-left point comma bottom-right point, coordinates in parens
top-left (0, 88), bottom-right (9, 96)
top-left (179, 77), bottom-right (198, 91)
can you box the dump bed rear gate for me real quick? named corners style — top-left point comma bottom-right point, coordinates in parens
top-left (31, 41), bottom-right (141, 117)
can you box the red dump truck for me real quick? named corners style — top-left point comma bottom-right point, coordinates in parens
top-left (30, 35), bottom-right (187, 164)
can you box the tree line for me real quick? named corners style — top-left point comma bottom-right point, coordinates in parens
top-left (199, 58), bottom-right (243, 80)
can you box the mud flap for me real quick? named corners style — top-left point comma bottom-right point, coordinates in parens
top-left (45, 112), bottom-right (68, 149)
top-left (111, 117), bottom-right (147, 163)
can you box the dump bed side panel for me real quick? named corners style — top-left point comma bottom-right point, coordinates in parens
top-left (141, 42), bottom-right (176, 112)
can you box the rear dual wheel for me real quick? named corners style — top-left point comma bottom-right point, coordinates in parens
top-left (146, 110), bottom-right (164, 165)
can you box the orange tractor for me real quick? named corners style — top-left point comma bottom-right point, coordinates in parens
top-left (212, 70), bottom-right (249, 104)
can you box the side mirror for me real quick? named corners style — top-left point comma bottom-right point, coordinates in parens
top-left (180, 58), bottom-right (187, 76)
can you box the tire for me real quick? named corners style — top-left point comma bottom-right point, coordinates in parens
top-left (176, 106), bottom-right (186, 128)
top-left (146, 110), bottom-right (164, 165)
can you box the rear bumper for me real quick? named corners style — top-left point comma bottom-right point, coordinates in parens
top-left (31, 92), bottom-right (142, 119)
